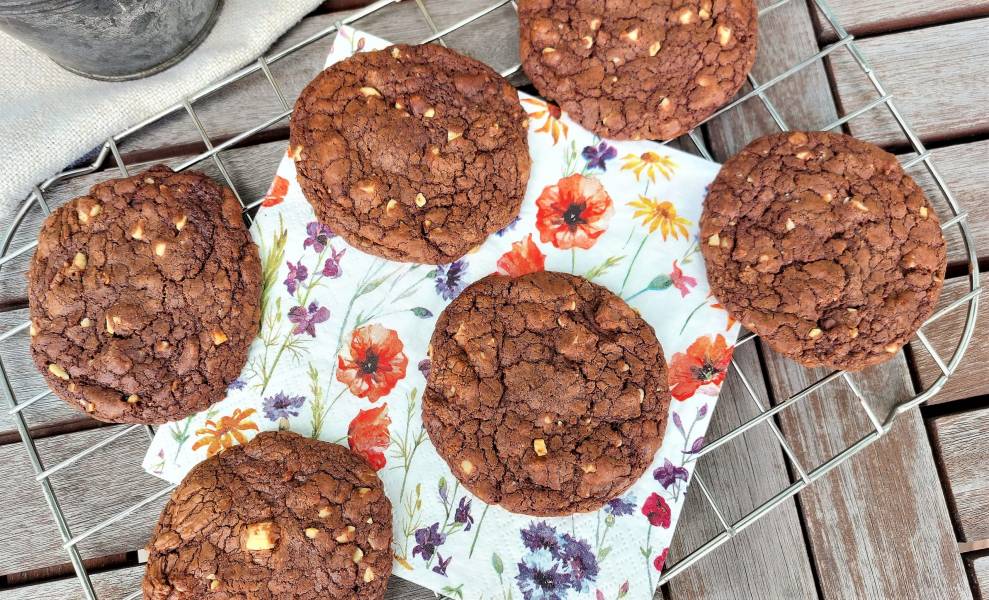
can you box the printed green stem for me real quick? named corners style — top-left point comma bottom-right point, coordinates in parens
top-left (467, 504), bottom-right (490, 558)
top-left (620, 235), bottom-right (649, 294)
top-left (645, 525), bottom-right (654, 592)
top-left (625, 286), bottom-right (651, 302)
top-left (678, 298), bottom-right (710, 335)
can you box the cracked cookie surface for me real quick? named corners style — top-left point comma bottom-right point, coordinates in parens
top-left (700, 131), bottom-right (947, 371)
top-left (143, 431), bottom-right (392, 600)
top-left (289, 43), bottom-right (530, 264)
top-left (423, 272), bottom-right (670, 515)
top-left (519, 0), bottom-right (758, 140)
top-left (28, 166), bottom-right (261, 423)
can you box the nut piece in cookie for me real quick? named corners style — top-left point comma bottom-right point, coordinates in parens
top-left (700, 131), bottom-right (947, 371)
top-left (27, 166), bottom-right (262, 424)
top-left (518, 0), bottom-right (759, 140)
top-left (290, 43), bottom-right (531, 264)
top-left (143, 431), bottom-right (393, 600)
top-left (423, 271), bottom-right (671, 515)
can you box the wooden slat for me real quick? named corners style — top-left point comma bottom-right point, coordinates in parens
top-left (0, 565), bottom-right (145, 600)
top-left (0, 565), bottom-right (434, 599)
top-left (767, 363), bottom-right (972, 598)
top-left (666, 340), bottom-right (818, 599)
top-left (829, 18), bottom-right (989, 147)
top-left (0, 426), bottom-right (167, 576)
top-left (903, 140), bottom-right (989, 266)
top-left (704, 0), bottom-right (973, 597)
top-left (929, 407), bottom-right (989, 542)
top-left (815, 0), bottom-right (989, 41)
top-left (909, 274), bottom-right (987, 405)
top-left (971, 555), bottom-right (989, 600)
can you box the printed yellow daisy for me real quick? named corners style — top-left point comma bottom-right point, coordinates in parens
top-left (628, 196), bottom-right (692, 241)
top-left (621, 151), bottom-right (677, 182)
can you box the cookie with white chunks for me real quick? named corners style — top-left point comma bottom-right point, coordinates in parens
top-left (143, 431), bottom-right (393, 600)
top-left (423, 271), bottom-right (671, 515)
top-left (700, 131), bottom-right (947, 371)
top-left (519, 0), bottom-right (758, 140)
top-left (27, 166), bottom-right (261, 424)
top-left (289, 43), bottom-right (531, 264)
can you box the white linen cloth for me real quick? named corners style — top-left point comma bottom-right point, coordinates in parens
top-left (0, 0), bottom-right (325, 215)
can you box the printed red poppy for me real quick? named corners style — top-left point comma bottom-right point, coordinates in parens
top-left (653, 548), bottom-right (669, 572)
top-left (668, 334), bottom-right (733, 401)
top-left (535, 174), bottom-right (614, 250)
top-left (261, 175), bottom-right (289, 208)
top-left (641, 492), bottom-right (671, 528)
top-left (348, 404), bottom-right (391, 470)
top-left (337, 324), bottom-right (408, 402)
top-left (496, 234), bottom-right (546, 278)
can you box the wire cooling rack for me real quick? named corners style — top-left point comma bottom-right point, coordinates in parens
top-left (0, 0), bottom-right (980, 598)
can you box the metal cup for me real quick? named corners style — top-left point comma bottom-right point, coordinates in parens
top-left (0, 0), bottom-right (223, 81)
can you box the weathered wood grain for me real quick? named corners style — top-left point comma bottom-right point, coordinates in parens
top-left (903, 139), bottom-right (989, 267)
top-left (666, 339), bottom-right (818, 599)
top-left (0, 564), bottom-right (435, 599)
top-left (815, 0), bottom-right (989, 40)
top-left (929, 407), bottom-right (989, 543)
top-left (971, 555), bottom-right (989, 600)
top-left (0, 426), bottom-right (167, 576)
top-left (0, 565), bottom-right (145, 600)
top-left (704, 0), bottom-right (973, 597)
top-left (909, 274), bottom-right (987, 405)
top-left (829, 18), bottom-right (989, 147)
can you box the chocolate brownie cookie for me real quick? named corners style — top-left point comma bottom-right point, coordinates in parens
top-left (143, 431), bottom-right (392, 600)
top-left (28, 166), bottom-right (261, 423)
top-left (701, 131), bottom-right (947, 371)
top-left (423, 272), bottom-right (670, 515)
top-left (519, 0), bottom-right (758, 140)
top-left (289, 43), bottom-right (530, 264)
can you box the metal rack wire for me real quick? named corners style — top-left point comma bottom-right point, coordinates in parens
top-left (0, 0), bottom-right (979, 598)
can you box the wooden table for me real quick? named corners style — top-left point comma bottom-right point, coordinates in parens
top-left (1, 1), bottom-right (987, 598)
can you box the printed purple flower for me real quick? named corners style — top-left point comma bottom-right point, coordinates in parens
top-left (581, 141), bottom-right (618, 171)
top-left (517, 550), bottom-right (568, 600)
top-left (435, 259), bottom-right (467, 300)
top-left (303, 221), bottom-right (334, 252)
top-left (560, 534), bottom-right (599, 592)
top-left (227, 378), bottom-right (246, 391)
top-left (288, 302), bottom-right (330, 337)
top-left (521, 521), bottom-right (562, 558)
top-left (605, 495), bottom-right (636, 517)
top-left (653, 458), bottom-right (689, 489)
top-left (322, 246), bottom-right (346, 278)
top-left (284, 260), bottom-right (308, 294)
top-left (412, 523), bottom-right (446, 561)
top-left (454, 497), bottom-right (474, 531)
top-left (262, 392), bottom-right (305, 421)
top-left (432, 552), bottom-right (452, 577)
top-left (418, 358), bottom-right (431, 379)
top-left (496, 216), bottom-right (521, 237)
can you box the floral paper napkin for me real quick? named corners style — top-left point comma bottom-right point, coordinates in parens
top-left (143, 27), bottom-right (739, 600)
